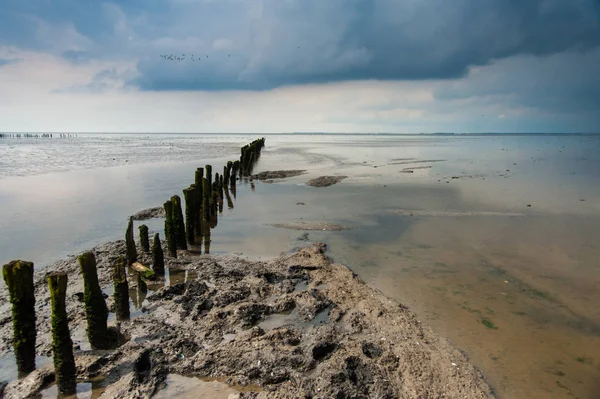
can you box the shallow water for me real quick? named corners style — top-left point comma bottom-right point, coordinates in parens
top-left (1, 133), bottom-right (600, 398)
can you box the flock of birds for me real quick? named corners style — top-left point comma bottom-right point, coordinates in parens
top-left (160, 53), bottom-right (231, 61)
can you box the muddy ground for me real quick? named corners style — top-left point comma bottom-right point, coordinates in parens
top-left (306, 176), bottom-right (348, 187)
top-left (0, 242), bottom-right (493, 398)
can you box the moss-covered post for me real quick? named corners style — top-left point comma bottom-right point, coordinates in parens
top-left (112, 256), bottom-right (130, 321)
top-left (202, 177), bottom-right (210, 221)
top-left (139, 224), bottom-right (150, 253)
top-left (47, 273), bottom-right (76, 395)
top-left (231, 161), bottom-right (239, 188)
top-left (171, 195), bottom-right (187, 250)
top-left (152, 233), bottom-right (165, 276)
top-left (202, 220), bottom-right (211, 254)
top-left (78, 252), bottom-right (110, 350)
top-left (225, 161), bottom-right (233, 186)
top-left (125, 217), bottom-right (137, 266)
top-left (163, 200), bottom-right (177, 258)
top-left (212, 191), bottom-right (219, 220)
top-left (205, 164), bottom-right (213, 198)
top-left (2, 260), bottom-right (36, 375)
top-left (182, 187), bottom-right (196, 245)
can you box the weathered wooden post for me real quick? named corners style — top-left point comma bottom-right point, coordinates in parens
top-left (152, 233), bottom-right (165, 276)
top-left (182, 187), bottom-right (196, 245)
top-left (112, 256), bottom-right (130, 321)
top-left (78, 252), bottom-right (110, 350)
top-left (225, 161), bottom-right (233, 186)
top-left (202, 177), bottom-right (210, 221)
top-left (212, 191), bottom-right (219, 220)
top-left (205, 165), bottom-right (213, 198)
top-left (47, 273), bottom-right (77, 395)
top-left (2, 260), bottom-right (36, 375)
top-left (171, 195), bottom-right (187, 250)
top-left (125, 217), bottom-right (137, 266)
top-left (163, 200), bottom-right (177, 258)
top-left (202, 220), bottom-right (211, 254)
top-left (231, 161), bottom-right (240, 188)
top-left (139, 224), bottom-right (150, 252)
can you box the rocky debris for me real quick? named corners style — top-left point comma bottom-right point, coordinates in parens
top-left (252, 170), bottom-right (306, 180)
top-left (0, 243), bottom-right (493, 399)
top-left (131, 207), bottom-right (165, 220)
top-left (269, 222), bottom-right (351, 231)
top-left (306, 176), bottom-right (348, 187)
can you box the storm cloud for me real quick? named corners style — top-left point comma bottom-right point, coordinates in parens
top-left (1, 0), bottom-right (599, 90)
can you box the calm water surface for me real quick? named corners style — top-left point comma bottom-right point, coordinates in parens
top-left (1, 133), bottom-right (600, 398)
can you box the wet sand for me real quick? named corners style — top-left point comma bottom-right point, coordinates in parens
top-left (0, 242), bottom-right (492, 398)
top-left (2, 134), bottom-right (599, 398)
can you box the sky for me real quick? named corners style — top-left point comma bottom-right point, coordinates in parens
top-left (0, 0), bottom-right (599, 133)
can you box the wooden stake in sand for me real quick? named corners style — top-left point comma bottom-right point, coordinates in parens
top-left (78, 251), bottom-right (110, 350)
top-left (139, 224), bottom-right (150, 252)
top-left (112, 256), bottom-right (130, 321)
top-left (152, 233), bottom-right (165, 276)
top-left (47, 272), bottom-right (76, 395)
top-left (2, 260), bottom-right (36, 375)
top-left (125, 217), bottom-right (138, 266)
top-left (183, 186), bottom-right (196, 245)
top-left (171, 195), bottom-right (187, 250)
top-left (163, 200), bottom-right (177, 258)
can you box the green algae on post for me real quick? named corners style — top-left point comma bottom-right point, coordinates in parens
top-left (163, 200), bottom-right (177, 258)
top-left (152, 233), bottom-right (165, 276)
top-left (171, 195), bottom-right (187, 250)
top-left (113, 256), bottom-right (130, 321)
top-left (139, 224), bottom-right (150, 253)
top-left (202, 177), bottom-right (210, 221)
top-left (47, 272), bottom-right (76, 395)
top-left (125, 217), bottom-right (138, 266)
top-left (78, 251), bottom-right (110, 349)
top-left (205, 164), bottom-right (213, 197)
top-left (2, 260), bottom-right (36, 375)
top-left (182, 187), bottom-right (196, 245)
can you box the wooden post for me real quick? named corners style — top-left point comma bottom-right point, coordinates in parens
top-left (47, 273), bottom-right (76, 396)
top-left (182, 187), bottom-right (196, 245)
top-left (152, 233), bottom-right (165, 276)
top-left (78, 252), bottom-right (110, 350)
top-left (125, 217), bottom-right (137, 266)
top-left (205, 165), bottom-right (213, 198)
top-left (112, 256), bottom-right (130, 321)
top-left (163, 200), bottom-right (177, 258)
top-left (171, 195), bottom-right (187, 250)
top-left (139, 224), bottom-right (150, 252)
top-left (202, 177), bottom-right (210, 221)
top-left (2, 260), bottom-right (36, 375)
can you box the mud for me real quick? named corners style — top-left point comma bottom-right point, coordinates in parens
top-left (132, 207), bottom-right (166, 220)
top-left (252, 171), bottom-right (306, 180)
top-left (269, 222), bottom-right (351, 231)
top-left (306, 176), bottom-right (347, 187)
top-left (0, 242), bottom-right (493, 399)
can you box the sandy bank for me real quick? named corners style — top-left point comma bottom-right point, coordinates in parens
top-left (0, 241), bottom-right (493, 398)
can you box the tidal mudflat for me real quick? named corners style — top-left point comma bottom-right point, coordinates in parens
top-left (1, 133), bottom-right (599, 398)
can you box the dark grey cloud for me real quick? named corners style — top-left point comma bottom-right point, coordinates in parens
top-left (1, 0), bottom-right (600, 91)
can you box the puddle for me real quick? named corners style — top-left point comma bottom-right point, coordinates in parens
top-left (221, 333), bottom-right (237, 345)
top-left (34, 377), bottom-right (107, 399)
top-left (294, 281), bottom-right (309, 292)
top-left (154, 374), bottom-right (261, 399)
top-left (167, 269), bottom-right (198, 286)
top-left (0, 354), bottom-right (52, 383)
top-left (258, 305), bottom-right (332, 331)
top-left (310, 305), bottom-right (333, 326)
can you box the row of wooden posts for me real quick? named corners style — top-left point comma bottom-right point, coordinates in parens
top-left (0, 133), bottom-right (76, 138)
top-left (1, 138), bottom-right (265, 395)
